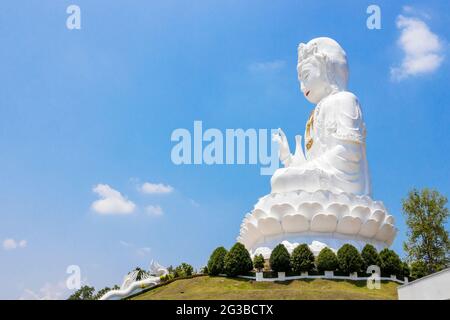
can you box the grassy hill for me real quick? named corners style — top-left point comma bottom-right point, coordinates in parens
top-left (131, 275), bottom-right (398, 300)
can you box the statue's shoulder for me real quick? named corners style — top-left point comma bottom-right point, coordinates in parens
top-left (320, 91), bottom-right (365, 142)
top-left (323, 91), bottom-right (359, 108)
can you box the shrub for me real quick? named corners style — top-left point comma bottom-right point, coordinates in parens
top-left (291, 244), bottom-right (315, 273)
top-left (316, 247), bottom-right (338, 271)
top-left (160, 273), bottom-right (174, 283)
top-left (223, 242), bottom-right (253, 277)
top-left (379, 248), bottom-right (402, 277)
top-left (361, 244), bottom-right (380, 271)
top-left (337, 244), bottom-right (364, 273)
top-left (400, 261), bottom-right (410, 278)
top-left (269, 244), bottom-right (291, 272)
top-left (253, 254), bottom-right (265, 272)
top-left (207, 246), bottom-right (228, 276)
top-left (410, 260), bottom-right (428, 279)
top-left (174, 263), bottom-right (194, 277)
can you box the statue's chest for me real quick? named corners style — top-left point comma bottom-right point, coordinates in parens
top-left (305, 103), bottom-right (336, 155)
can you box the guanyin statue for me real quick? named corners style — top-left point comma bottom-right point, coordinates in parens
top-left (238, 37), bottom-right (396, 258)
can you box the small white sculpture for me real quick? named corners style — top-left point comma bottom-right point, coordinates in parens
top-left (238, 37), bottom-right (396, 257)
top-left (99, 261), bottom-right (168, 300)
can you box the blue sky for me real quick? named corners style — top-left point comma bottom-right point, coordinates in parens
top-left (0, 1), bottom-right (449, 299)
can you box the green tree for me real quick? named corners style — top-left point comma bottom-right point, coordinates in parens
top-left (290, 244), bottom-right (315, 273)
top-left (337, 244), bottom-right (363, 273)
top-left (316, 247), bottom-right (338, 272)
top-left (410, 260), bottom-right (428, 280)
top-left (269, 244), bottom-right (291, 272)
top-left (379, 248), bottom-right (402, 277)
top-left (400, 261), bottom-right (410, 279)
top-left (361, 244), bottom-right (380, 270)
top-left (207, 246), bottom-right (228, 276)
top-left (402, 188), bottom-right (450, 274)
top-left (223, 242), bottom-right (253, 277)
top-left (174, 263), bottom-right (194, 277)
top-left (253, 254), bottom-right (265, 272)
top-left (67, 285), bottom-right (96, 300)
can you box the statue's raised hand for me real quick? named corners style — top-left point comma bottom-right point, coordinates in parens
top-left (272, 128), bottom-right (292, 164)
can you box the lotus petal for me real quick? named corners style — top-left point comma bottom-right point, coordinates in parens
top-left (297, 202), bottom-right (323, 220)
top-left (310, 212), bottom-right (337, 232)
top-left (258, 217), bottom-right (282, 236)
top-left (336, 215), bottom-right (362, 234)
top-left (270, 204), bottom-right (295, 219)
top-left (359, 219), bottom-right (380, 238)
top-left (281, 214), bottom-right (309, 233)
top-left (327, 203), bottom-right (349, 220)
top-left (350, 206), bottom-right (371, 222)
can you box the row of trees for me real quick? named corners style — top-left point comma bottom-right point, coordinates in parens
top-left (267, 243), bottom-right (410, 278)
top-left (207, 242), bottom-right (415, 278)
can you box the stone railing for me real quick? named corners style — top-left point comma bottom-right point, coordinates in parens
top-left (237, 271), bottom-right (408, 284)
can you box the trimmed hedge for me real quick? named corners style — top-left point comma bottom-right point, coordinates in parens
top-left (379, 248), bottom-right (402, 277)
top-left (207, 246), bottom-right (228, 276)
top-left (361, 244), bottom-right (380, 271)
top-left (337, 244), bottom-right (364, 273)
top-left (291, 244), bottom-right (315, 273)
top-left (269, 244), bottom-right (291, 272)
top-left (253, 254), bottom-right (265, 272)
top-left (316, 247), bottom-right (338, 272)
top-left (223, 242), bottom-right (253, 277)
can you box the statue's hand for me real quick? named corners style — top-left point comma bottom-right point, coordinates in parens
top-left (272, 128), bottom-right (291, 164)
top-left (292, 135), bottom-right (306, 166)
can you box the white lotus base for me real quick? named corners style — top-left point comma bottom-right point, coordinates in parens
top-left (238, 190), bottom-right (397, 257)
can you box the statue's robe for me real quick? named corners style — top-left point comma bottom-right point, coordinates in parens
top-left (271, 91), bottom-right (371, 196)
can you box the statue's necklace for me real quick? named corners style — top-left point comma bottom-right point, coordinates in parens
top-left (305, 109), bottom-right (314, 151)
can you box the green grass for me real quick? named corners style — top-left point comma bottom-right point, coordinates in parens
top-left (131, 275), bottom-right (398, 300)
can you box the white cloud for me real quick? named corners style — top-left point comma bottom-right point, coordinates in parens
top-left (91, 184), bottom-right (136, 215)
top-left (145, 205), bottom-right (164, 216)
top-left (248, 60), bottom-right (286, 73)
top-left (140, 182), bottom-right (174, 194)
top-left (3, 238), bottom-right (27, 250)
top-left (391, 13), bottom-right (444, 80)
top-left (19, 281), bottom-right (69, 300)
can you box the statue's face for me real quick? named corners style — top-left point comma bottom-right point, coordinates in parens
top-left (297, 54), bottom-right (331, 104)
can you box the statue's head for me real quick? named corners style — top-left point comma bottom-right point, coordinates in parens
top-left (297, 37), bottom-right (348, 104)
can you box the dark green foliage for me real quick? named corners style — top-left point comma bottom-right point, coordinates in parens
top-left (410, 260), bottom-right (428, 280)
top-left (361, 244), bottom-right (380, 270)
top-left (174, 263), bottom-right (194, 277)
top-left (290, 244), bottom-right (315, 273)
top-left (207, 246), bottom-right (228, 276)
top-left (269, 244), bottom-right (291, 272)
top-left (223, 242), bottom-right (253, 277)
top-left (337, 244), bottom-right (364, 273)
top-left (379, 248), bottom-right (402, 276)
top-left (400, 261), bottom-right (410, 279)
top-left (68, 285), bottom-right (96, 300)
top-left (253, 254), bottom-right (265, 272)
top-left (316, 247), bottom-right (338, 271)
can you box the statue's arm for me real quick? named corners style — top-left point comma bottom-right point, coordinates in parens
top-left (308, 92), bottom-right (365, 171)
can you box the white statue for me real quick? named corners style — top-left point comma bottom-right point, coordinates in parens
top-left (272, 37), bottom-right (370, 196)
top-left (238, 37), bottom-right (396, 258)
